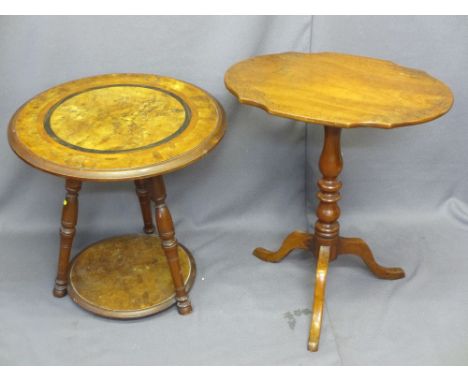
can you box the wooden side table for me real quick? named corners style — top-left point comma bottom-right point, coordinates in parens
top-left (9, 74), bottom-right (225, 318)
top-left (225, 52), bottom-right (453, 351)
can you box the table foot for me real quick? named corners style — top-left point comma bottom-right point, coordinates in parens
top-left (53, 280), bottom-right (68, 298)
top-left (253, 230), bottom-right (313, 263)
top-left (308, 245), bottom-right (330, 352)
top-left (176, 296), bottom-right (193, 315)
top-left (337, 236), bottom-right (405, 280)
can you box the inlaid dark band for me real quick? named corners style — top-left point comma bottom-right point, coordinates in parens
top-left (44, 84), bottom-right (192, 154)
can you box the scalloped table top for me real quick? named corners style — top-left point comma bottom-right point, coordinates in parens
top-left (9, 74), bottom-right (226, 181)
top-left (224, 52), bottom-right (453, 129)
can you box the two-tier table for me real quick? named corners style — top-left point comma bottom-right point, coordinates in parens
top-left (225, 52), bottom-right (453, 351)
top-left (8, 74), bottom-right (225, 318)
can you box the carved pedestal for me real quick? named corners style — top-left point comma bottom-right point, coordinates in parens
top-left (254, 126), bottom-right (405, 352)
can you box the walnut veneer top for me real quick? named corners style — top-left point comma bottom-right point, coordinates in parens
top-left (9, 74), bottom-right (225, 181)
top-left (225, 52), bottom-right (453, 128)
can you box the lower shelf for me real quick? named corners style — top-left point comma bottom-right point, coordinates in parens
top-left (68, 234), bottom-right (195, 319)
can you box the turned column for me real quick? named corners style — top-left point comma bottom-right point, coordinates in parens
top-left (134, 179), bottom-right (155, 234)
top-left (152, 176), bottom-right (192, 315)
top-left (53, 178), bottom-right (81, 297)
top-left (314, 126), bottom-right (343, 260)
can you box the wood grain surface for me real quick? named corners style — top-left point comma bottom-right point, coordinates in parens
top-left (9, 74), bottom-right (226, 181)
top-left (225, 52), bottom-right (453, 128)
top-left (68, 234), bottom-right (195, 319)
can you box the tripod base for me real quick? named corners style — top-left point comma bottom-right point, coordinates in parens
top-left (254, 230), bottom-right (405, 352)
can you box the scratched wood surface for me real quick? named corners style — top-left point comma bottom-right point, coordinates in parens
top-left (9, 74), bottom-right (226, 181)
top-left (68, 234), bottom-right (195, 319)
top-left (225, 52), bottom-right (453, 128)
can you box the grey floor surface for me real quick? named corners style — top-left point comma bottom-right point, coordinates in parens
top-left (1, 209), bottom-right (468, 365)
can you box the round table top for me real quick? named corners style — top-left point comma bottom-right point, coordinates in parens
top-left (225, 52), bottom-right (453, 129)
top-left (8, 74), bottom-right (226, 181)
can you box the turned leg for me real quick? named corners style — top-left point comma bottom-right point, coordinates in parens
top-left (253, 231), bottom-right (313, 263)
top-left (152, 176), bottom-right (192, 315)
top-left (134, 179), bottom-right (155, 234)
top-left (53, 178), bottom-right (81, 297)
top-left (308, 246), bottom-right (330, 352)
top-left (313, 126), bottom-right (342, 256)
top-left (307, 126), bottom-right (342, 351)
top-left (253, 125), bottom-right (406, 352)
top-left (337, 237), bottom-right (405, 279)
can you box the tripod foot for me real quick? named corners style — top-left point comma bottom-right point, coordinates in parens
top-left (253, 230), bottom-right (312, 263)
top-left (337, 237), bottom-right (405, 280)
top-left (308, 245), bottom-right (330, 352)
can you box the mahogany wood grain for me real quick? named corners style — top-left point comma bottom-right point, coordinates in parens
top-left (53, 178), bottom-right (81, 297)
top-left (152, 176), bottom-right (192, 315)
top-left (314, 126), bottom-right (342, 260)
top-left (253, 230), bottom-right (312, 263)
top-left (225, 52), bottom-right (453, 128)
top-left (337, 237), bottom-right (405, 279)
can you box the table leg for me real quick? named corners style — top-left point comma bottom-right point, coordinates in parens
top-left (251, 125), bottom-right (406, 352)
top-left (134, 179), bottom-right (155, 234)
top-left (308, 245), bottom-right (330, 352)
top-left (151, 176), bottom-right (193, 315)
top-left (309, 126), bottom-right (405, 350)
top-left (53, 178), bottom-right (81, 297)
top-left (337, 237), bottom-right (405, 279)
top-left (253, 230), bottom-right (313, 263)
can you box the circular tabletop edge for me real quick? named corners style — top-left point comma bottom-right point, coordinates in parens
top-left (8, 74), bottom-right (227, 181)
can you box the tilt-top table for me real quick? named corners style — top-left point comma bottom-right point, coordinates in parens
top-left (225, 52), bottom-right (453, 351)
top-left (9, 73), bottom-right (225, 318)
